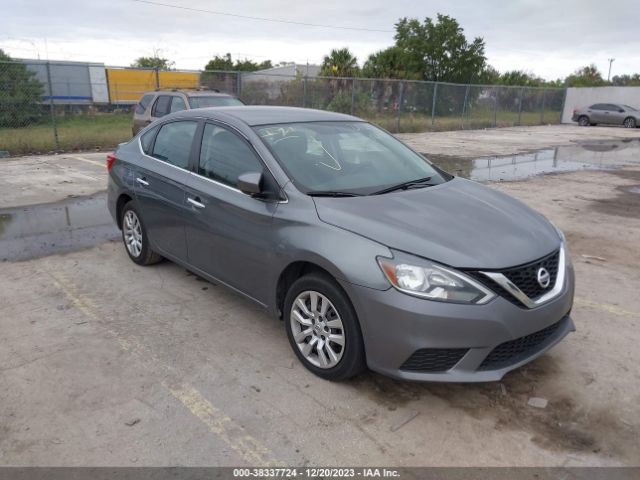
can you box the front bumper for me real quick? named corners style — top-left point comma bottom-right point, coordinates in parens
top-left (340, 265), bottom-right (575, 382)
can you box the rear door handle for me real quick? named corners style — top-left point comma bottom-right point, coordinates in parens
top-left (136, 177), bottom-right (149, 186)
top-left (187, 197), bottom-right (205, 209)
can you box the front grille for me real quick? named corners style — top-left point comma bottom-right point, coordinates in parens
top-left (400, 348), bottom-right (468, 372)
top-left (467, 250), bottom-right (560, 306)
top-left (478, 318), bottom-right (563, 371)
top-left (502, 250), bottom-right (559, 299)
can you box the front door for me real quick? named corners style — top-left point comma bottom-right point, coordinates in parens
top-left (183, 122), bottom-right (280, 305)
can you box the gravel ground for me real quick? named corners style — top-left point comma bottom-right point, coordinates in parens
top-left (1, 125), bottom-right (639, 467)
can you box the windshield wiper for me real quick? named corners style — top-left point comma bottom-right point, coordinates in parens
top-left (307, 191), bottom-right (363, 197)
top-left (371, 177), bottom-right (435, 195)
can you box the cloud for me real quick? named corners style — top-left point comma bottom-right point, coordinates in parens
top-left (1, 0), bottom-right (637, 79)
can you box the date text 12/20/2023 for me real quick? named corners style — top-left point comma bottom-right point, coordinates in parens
top-left (233, 468), bottom-right (401, 478)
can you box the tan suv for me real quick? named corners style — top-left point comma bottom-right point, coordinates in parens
top-left (132, 89), bottom-right (244, 135)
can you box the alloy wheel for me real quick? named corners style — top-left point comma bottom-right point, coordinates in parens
top-left (123, 210), bottom-right (143, 258)
top-left (624, 117), bottom-right (636, 128)
top-left (290, 290), bottom-right (345, 369)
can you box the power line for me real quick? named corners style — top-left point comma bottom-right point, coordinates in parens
top-left (130, 0), bottom-right (393, 33)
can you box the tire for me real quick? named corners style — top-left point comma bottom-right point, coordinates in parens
top-left (578, 116), bottom-right (589, 126)
top-left (120, 201), bottom-right (163, 266)
top-left (623, 117), bottom-right (636, 128)
top-left (284, 273), bottom-right (366, 381)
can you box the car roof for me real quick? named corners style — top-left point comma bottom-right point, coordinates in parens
top-left (149, 90), bottom-right (235, 97)
top-left (170, 106), bottom-right (362, 126)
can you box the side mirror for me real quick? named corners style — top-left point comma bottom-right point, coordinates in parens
top-left (619, 109), bottom-right (625, 113)
top-left (237, 171), bottom-right (263, 196)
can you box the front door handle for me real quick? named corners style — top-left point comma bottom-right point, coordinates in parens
top-left (187, 197), bottom-right (205, 209)
top-left (136, 177), bottom-right (149, 186)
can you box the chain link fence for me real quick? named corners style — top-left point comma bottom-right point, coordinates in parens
top-left (0, 60), bottom-right (566, 156)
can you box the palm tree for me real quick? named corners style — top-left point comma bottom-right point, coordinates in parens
top-left (320, 48), bottom-right (359, 78)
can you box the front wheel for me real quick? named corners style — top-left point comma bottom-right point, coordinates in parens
top-left (121, 201), bottom-right (162, 266)
top-left (623, 117), bottom-right (636, 128)
top-left (284, 273), bottom-right (366, 381)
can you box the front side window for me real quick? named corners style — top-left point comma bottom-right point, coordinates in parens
top-left (255, 121), bottom-right (449, 195)
top-left (151, 121), bottom-right (198, 169)
top-left (198, 123), bottom-right (263, 188)
top-left (189, 96), bottom-right (244, 108)
top-left (170, 96), bottom-right (187, 113)
top-left (153, 96), bottom-right (171, 117)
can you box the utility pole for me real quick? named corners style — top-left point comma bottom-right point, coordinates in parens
top-left (607, 58), bottom-right (615, 82)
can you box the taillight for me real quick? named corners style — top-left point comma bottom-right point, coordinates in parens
top-left (106, 153), bottom-right (116, 172)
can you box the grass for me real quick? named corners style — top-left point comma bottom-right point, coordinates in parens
top-left (362, 109), bottom-right (562, 134)
top-left (0, 109), bottom-right (562, 156)
top-left (0, 114), bottom-right (132, 155)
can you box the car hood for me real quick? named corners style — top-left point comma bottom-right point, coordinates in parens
top-left (313, 178), bottom-right (560, 269)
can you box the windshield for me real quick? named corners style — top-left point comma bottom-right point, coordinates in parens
top-left (255, 121), bottom-right (450, 195)
top-left (188, 96), bottom-right (244, 108)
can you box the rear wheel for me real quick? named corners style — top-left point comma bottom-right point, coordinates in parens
top-left (623, 117), bottom-right (636, 128)
top-left (578, 116), bottom-right (590, 126)
top-left (121, 201), bottom-right (162, 266)
top-left (284, 273), bottom-right (366, 381)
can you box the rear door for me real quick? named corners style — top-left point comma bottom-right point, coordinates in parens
top-left (588, 104), bottom-right (607, 123)
top-left (133, 119), bottom-right (201, 261)
top-left (182, 122), bottom-right (281, 304)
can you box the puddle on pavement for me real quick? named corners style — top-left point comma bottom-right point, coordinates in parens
top-left (0, 192), bottom-right (119, 261)
top-left (426, 138), bottom-right (640, 182)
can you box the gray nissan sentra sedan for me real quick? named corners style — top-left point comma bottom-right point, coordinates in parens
top-left (107, 106), bottom-right (575, 382)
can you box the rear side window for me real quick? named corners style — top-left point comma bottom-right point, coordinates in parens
top-left (170, 96), bottom-right (187, 113)
top-left (135, 94), bottom-right (154, 115)
top-left (590, 104), bottom-right (606, 110)
top-left (152, 121), bottom-right (198, 169)
top-left (198, 123), bottom-right (263, 187)
top-left (152, 96), bottom-right (171, 117)
top-left (140, 125), bottom-right (158, 154)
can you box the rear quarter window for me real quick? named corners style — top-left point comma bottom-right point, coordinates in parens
top-left (140, 125), bottom-right (158, 154)
top-left (135, 94), bottom-right (154, 115)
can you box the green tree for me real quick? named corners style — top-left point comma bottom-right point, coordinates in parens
top-left (478, 65), bottom-right (501, 85)
top-left (204, 54), bottom-right (272, 72)
top-left (131, 55), bottom-right (174, 70)
top-left (564, 64), bottom-right (606, 87)
top-left (498, 70), bottom-right (544, 87)
top-left (320, 48), bottom-right (359, 77)
top-left (362, 47), bottom-right (414, 79)
top-left (204, 53), bottom-right (234, 71)
top-left (394, 14), bottom-right (487, 83)
top-left (611, 74), bottom-right (640, 86)
top-left (0, 49), bottom-right (43, 127)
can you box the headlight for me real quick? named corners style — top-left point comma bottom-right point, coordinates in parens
top-left (377, 253), bottom-right (496, 304)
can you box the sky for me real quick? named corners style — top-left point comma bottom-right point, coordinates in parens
top-left (1, 0), bottom-right (638, 80)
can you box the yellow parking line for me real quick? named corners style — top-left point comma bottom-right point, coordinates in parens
top-left (47, 268), bottom-right (284, 466)
top-left (575, 297), bottom-right (640, 318)
top-left (163, 381), bottom-right (284, 466)
top-left (64, 155), bottom-right (105, 168)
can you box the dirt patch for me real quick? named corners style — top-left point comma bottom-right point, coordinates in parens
top-left (352, 356), bottom-right (637, 460)
top-left (586, 170), bottom-right (640, 219)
